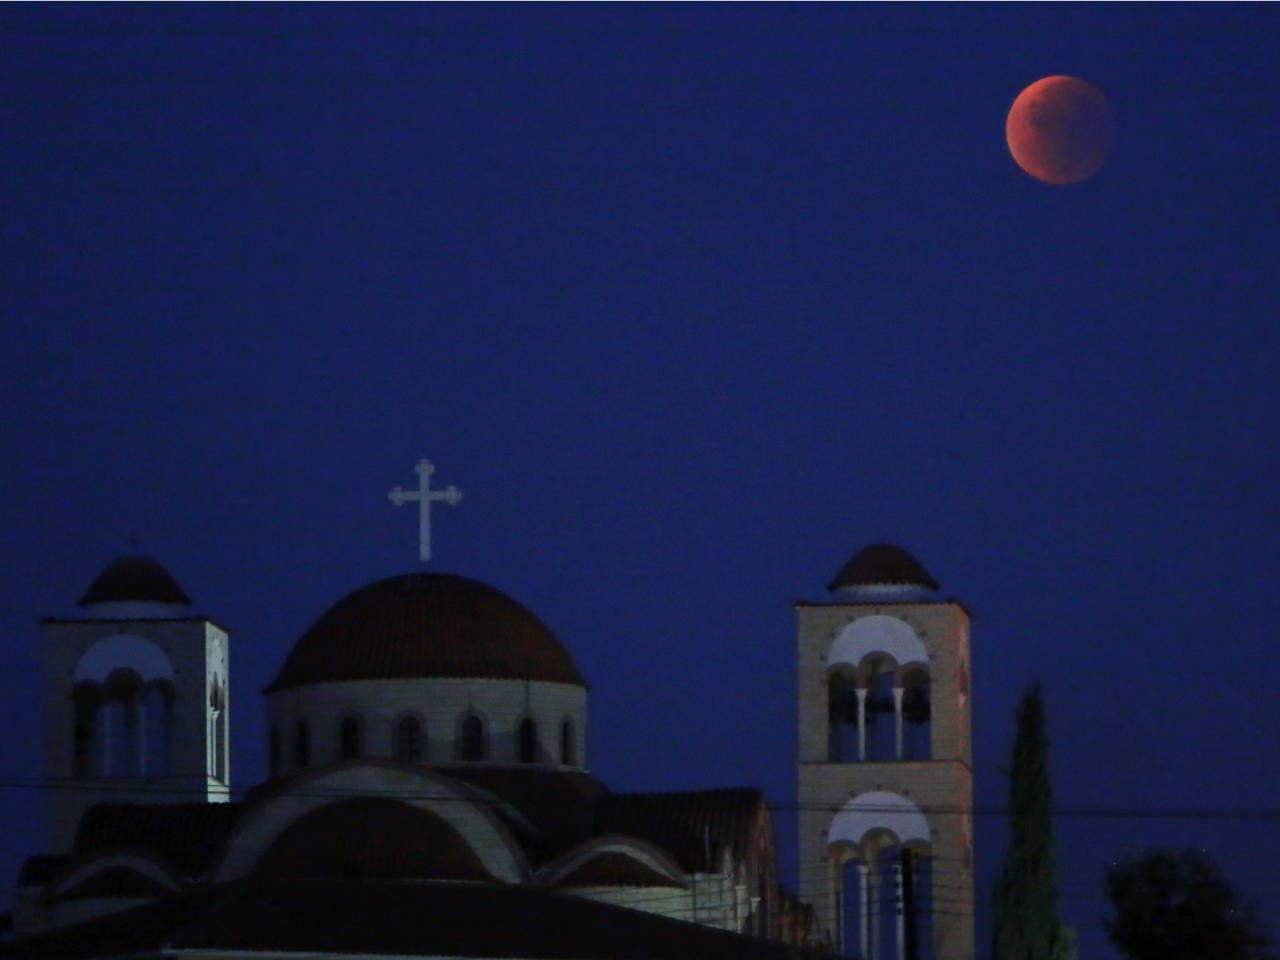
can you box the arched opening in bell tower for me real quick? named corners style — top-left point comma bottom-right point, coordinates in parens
top-left (71, 634), bottom-right (176, 780)
top-left (71, 682), bottom-right (99, 779)
top-left (899, 665), bottom-right (932, 762)
top-left (835, 839), bottom-right (935, 960)
top-left (825, 616), bottom-right (933, 763)
top-left (829, 792), bottom-right (935, 960)
top-left (104, 669), bottom-right (143, 778)
top-left (864, 661), bottom-right (897, 762)
top-left (828, 665), bottom-right (861, 761)
top-left (143, 680), bottom-right (174, 776)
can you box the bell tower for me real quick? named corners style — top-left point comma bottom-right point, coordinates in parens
top-left (41, 556), bottom-right (230, 852)
top-left (796, 544), bottom-right (974, 960)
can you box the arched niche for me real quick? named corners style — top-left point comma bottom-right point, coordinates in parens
top-left (826, 615), bottom-right (928, 672)
top-left (828, 791), bottom-right (931, 850)
top-left (74, 635), bottom-right (174, 685)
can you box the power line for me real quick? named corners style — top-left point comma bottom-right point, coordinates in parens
top-left (4, 776), bottom-right (1276, 822)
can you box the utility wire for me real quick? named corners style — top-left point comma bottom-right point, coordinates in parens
top-left (5, 776), bottom-right (1276, 821)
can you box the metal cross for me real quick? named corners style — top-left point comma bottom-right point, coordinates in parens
top-left (388, 459), bottom-right (462, 563)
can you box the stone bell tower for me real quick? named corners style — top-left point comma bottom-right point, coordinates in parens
top-left (797, 543), bottom-right (974, 960)
top-left (41, 556), bottom-right (231, 852)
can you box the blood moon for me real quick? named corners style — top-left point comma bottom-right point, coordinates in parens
top-left (1006, 75), bottom-right (1114, 184)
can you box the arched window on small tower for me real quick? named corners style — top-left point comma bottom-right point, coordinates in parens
top-left (901, 665), bottom-right (932, 761)
top-left (864, 658), bottom-right (898, 762)
top-left (560, 717), bottom-right (576, 766)
top-left (458, 713), bottom-right (486, 761)
top-left (294, 720), bottom-right (311, 767)
top-left (216, 686), bottom-right (228, 782)
top-left (207, 679), bottom-right (226, 781)
top-left (71, 682), bottom-right (100, 779)
top-left (395, 715), bottom-right (424, 763)
top-left (339, 715), bottom-right (362, 760)
top-left (268, 726), bottom-right (280, 775)
top-left (104, 668), bottom-right (143, 778)
top-left (827, 665), bottom-right (861, 762)
top-left (143, 680), bottom-right (174, 777)
top-left (518, 717), bottom-right (538, 763)
top-left (71, 633), bottom-right (176, 780)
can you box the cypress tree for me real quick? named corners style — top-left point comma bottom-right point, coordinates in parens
top-left (993, 681), bottom-right (1076, 960)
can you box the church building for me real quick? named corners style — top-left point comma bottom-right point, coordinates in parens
top-left (1, 514), bottom-right (973, 960)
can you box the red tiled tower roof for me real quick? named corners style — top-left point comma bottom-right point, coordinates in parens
top-left (79, 556), bottom-right (191, 607)
top-left (265, 573), bottom-right (586, 693)
top-left (827, 543), bottom-right (939, 592)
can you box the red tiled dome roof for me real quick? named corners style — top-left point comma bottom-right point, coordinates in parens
top-left (265, 573), bottom-right (585, 693)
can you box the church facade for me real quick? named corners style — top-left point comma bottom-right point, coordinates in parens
top-left (2, 542), bottom-right (973, 960)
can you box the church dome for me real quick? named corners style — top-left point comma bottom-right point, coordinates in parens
top-left (827, 543), bottom-right (939, 593)
top-left (79, 556), bottom-right (191, 607)
top-left (265, 573), bottom-right (586, 693)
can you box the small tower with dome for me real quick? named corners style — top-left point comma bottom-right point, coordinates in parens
top-left (40, 556), bottom-right (231, 852)
top-left (796, 543), bottom-right (974, 960)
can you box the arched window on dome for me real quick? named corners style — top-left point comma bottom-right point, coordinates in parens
top-left (458, 713), bottom-right (486, 762)
top-left (518, 717), bottom-right (539, 764)
top-left (294, 720), bottom-right (311, 768)
top-left (560, 717), bottom-right (576, 766)
top-left (339, 715), bottom-right (362, 761)
top-left (395, 715), bottom-right (424, 764)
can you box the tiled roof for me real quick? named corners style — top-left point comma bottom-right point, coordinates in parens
top-left (594, 789), bottom-right (768, 873)
top-left (0, 878), bottom-right (810, 960)
top-left (57, 867), bottom-right (174, 901)
top-left (555, 852), bottom-right (687, 889)
top-left (827, 543), bottom-right (939, 592)
top-left (431, 764), bottom-right (604, 864)
top-left (252, 796), bottom-right (496, 882)
top-left (78, 556), bottom-right (191, 606)
top-left (265, 573), bottom-right (586, 692)
top-left (73, 803), bottom-right (243, 879)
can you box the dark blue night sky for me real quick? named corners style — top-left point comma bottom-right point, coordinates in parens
top-left (2, 6), bottom-right (1278, 957)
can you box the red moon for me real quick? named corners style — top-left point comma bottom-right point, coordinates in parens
top-left (1006, 76), bottom-right (1114, 184)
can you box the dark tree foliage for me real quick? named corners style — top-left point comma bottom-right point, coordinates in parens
top-left (1105, 848), bottom-right (1275, 960)
top-left (993, 681), bottom-right (1075, 960)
